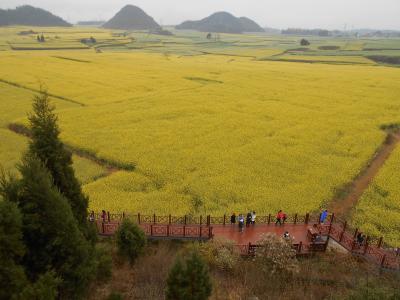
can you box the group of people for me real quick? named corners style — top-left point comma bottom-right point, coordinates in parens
top-left (230, 212), bottom-right (256, 232)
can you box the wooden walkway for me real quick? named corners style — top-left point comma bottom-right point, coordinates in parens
top-left (92, 212), bottom-right (400, 271)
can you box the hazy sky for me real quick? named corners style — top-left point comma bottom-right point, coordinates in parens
top-left (1, 0), bottom-right (400, 30)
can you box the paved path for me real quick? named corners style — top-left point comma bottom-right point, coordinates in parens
top-left (212, 223), bottom-right (310, 245)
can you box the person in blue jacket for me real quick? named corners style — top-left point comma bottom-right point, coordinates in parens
top-left (320, 209), bottom-right (328, 224)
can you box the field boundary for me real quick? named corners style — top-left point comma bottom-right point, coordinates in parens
top-left (0, 78), bottom-right (85, 106)
top-left (328, 131), bottom-right (400, 217)
top-left (8, 123), bottom-right (135, 175)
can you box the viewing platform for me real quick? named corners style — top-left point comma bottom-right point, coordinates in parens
top-left (91, 211), bottom-right (400, 271)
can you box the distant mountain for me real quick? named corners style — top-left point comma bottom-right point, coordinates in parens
top-left (103, 5), bottom-right (160, 30)
top-left (238, 17), bottom-right (264, 32)
top-left (0, 5), bottom-right (71, 27)
top-left (176, 12), bottom-right (265, 34)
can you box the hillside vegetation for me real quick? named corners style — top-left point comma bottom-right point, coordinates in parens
top-left (176, 12), bottom-right (264, 34)
top-left (102, 5), bottom-right (160, 31)
top-left (0, 5), bottom-right (71, 27)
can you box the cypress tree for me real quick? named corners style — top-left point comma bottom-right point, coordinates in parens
top-left (166, 251), bottom-right (212, 300)
top-left (0, 198), bottom-right (60, 300)
top-left (28, 89), bottom-right (90, 233)
top-left (166, 258), bottom-right (187, 300)
top-left (12, 154), bottom-right (95, 298)
top-left (0, 200), bottom-right (27, 299)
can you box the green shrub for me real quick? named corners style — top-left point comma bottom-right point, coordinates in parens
top-left (107, 291), bottom-right (123, 300)
top-left (166, 250), bottom-right (212, 300)
top-left (95, 245), bottom-right (113, 282)
top-left (116, 219), bottom-right (146, 264)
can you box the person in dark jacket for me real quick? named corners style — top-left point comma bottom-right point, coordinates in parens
top-left (246, 212), bottom-right (252, 227)
top-left (230, 213), bottom-right (236, 225)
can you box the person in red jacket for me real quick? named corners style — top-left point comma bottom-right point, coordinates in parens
top-left (275, 210), bottom-right (284, 226)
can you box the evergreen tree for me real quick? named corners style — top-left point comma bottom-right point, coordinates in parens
top-left (166, 251), bottom-right (212, 300)
top-left (116, 219), bottom-right (146, 264)
top-left (165, 258), bottom-right (187, 300)
top-left (28, 89), bottom-right (90, 234)
top-left (0, 198), bottom-right (60, 300)
top-left (0, 201), bottom-right (27, 299)
top-left (11, 154), bottom-right (95, 298)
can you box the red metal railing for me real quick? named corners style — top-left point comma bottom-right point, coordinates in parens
top-left (91, 211), bottom-right (399, 270)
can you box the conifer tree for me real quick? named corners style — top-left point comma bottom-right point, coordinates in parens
top-left (166, 251), bottom-right (212, 300)
top-left (0, 200), bottom-right (27, 299)
top-left (0, 199), bottom-right (60, 300)
top-left (166, 258), bottom-right (187, 300)
top-left (28, 89), bottom-right (90, 233)
top-left (11, 154), bottom-right (95, 298)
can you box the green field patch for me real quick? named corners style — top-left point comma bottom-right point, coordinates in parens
top-left (52, 56), bottom-right (91, 63)
top-left (318, 45), bottom-right (341, 50)
top-left (367, 55), bottom-right (400, 65)
top-left (184, 76), bottom-right (223, 84)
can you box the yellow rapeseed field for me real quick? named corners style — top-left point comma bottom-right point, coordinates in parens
top-left (0, 27), bottom-right (399, 248)
top-left (353, 146), bottom-right (400, 246)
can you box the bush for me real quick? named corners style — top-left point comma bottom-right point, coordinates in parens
top-left (197, 238), bottom-right (241, 272)
top-left (166, 250), bottom-right (212, 300)
top-left (95, 245), bottom-right (112, 282)
top-left (254, 233), bottom-right (299, 276)
top-left (107, 291), bottom-right (123, 300)
top-left (300, 38), bottom-right (310, 46)
top-left (116, 219), bottom-right (146, 264)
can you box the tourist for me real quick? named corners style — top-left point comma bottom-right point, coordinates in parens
top-left (275, 210), bottom-right (284, 226)
top-left (320, 209), bottom-right (329, 224)
top-left (283, 231), bottom-right (290, 240)
top-left (246, 212), bottom-right (252, 227)
top-left (89, 212), bottom-right (95, 222)
top-left (356, 232), bottom-right (365, 246)
top-left (230, 213), bottom-right (236, 225)
top-left (251, 211), bottom-right (256, 225)
top-left (101, 210), bottom-right (107, 223)
top-left (238, 214), bottom-right (245, 232)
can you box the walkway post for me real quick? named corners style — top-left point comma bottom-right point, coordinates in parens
top-left (353, 228), bottom-right (358, 239)
top-left (330, 213), bottom-right (335, 224)
top-left (150, 224), bottom-right (153, 236)
top-left (200, 215), bottom-right (203, 226)
top-left (377, 237), bottom-right (383, 248)
top-left (268, 214), bottom-right (271, 224)
top-left (169, 214), bottom-right (171, 225)
top-left (305, 213), bottom-right (309, 224)
top-left (107, 211), bottom-right (110, 223)
top-left (122, 212), bottom-right (125, 219)
top-left (223, 215), bottom-right (226, 226)
top-left (363, 237), bottom-right (369, 255)
top-left (381, 254), bottom-right (386, 267)
top-left (298, 241), bottom-right (303, 254)
top-left (167, 225), bottom-right (170, 237)
top-left (339, 221), bottom-right (347, 243)
top-left (138, 213), bottom-right (141, 224)
top-left (153, 214), bottom-right (156, 224)
top-left (294, 214), bottom-right (298, 224)
top-left (184, 215), bottom-right (187, 225)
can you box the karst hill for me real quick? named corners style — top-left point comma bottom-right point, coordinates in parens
top-left (176, 12), bottom-right (264, 34)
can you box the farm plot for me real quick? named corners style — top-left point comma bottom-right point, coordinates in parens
top-left (1, 30), bottom-right (400, 226)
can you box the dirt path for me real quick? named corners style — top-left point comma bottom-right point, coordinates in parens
top-left (329, 132), bottom-right (400, 216)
